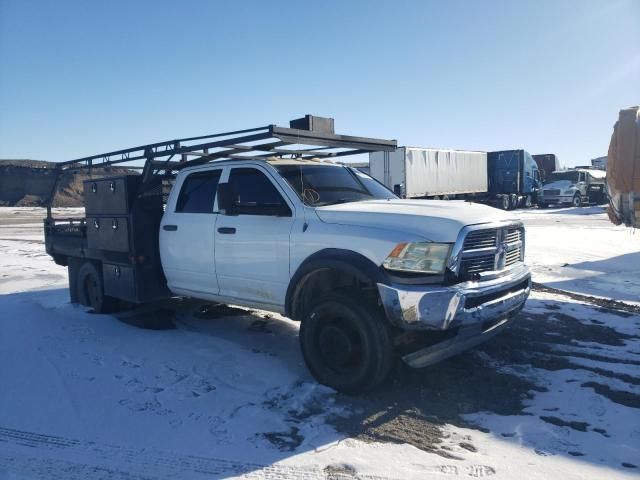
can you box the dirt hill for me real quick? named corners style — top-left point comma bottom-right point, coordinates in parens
top-left (0, 159), bottom-right (134, 207)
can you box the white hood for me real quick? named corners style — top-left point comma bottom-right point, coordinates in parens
top-left (315, 199), bottom-right (517, 242)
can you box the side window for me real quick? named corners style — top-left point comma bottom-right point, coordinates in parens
top-left (175, 170), bottom-right (222, 213)
top-left (227, 168), bottom-right (291, 216)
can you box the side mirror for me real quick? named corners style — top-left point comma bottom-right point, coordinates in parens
top-left (216, 183), bottom-right (236, 215)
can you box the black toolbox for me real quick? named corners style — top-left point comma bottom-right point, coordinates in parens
top-left (86, 216), bottom-right (130, 252)
top-left (84, 175), bottom-right (141, 253)
top-left (84, 175), bottom-right (142, 215)
top-left (82, 175), bottom-right (167, 302)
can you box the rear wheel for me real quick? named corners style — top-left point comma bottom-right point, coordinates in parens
top-left (509, 194), bottom-right (518, 210)
top-left (299, 292), bottom-right (395, 394)
top-left (500, 195), bottom-right (510, 210)
top-left (77, 261), bottom-right (118, 313)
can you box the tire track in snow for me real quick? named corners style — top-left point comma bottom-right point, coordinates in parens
top-left (0, 426), bottom-right (495, 479)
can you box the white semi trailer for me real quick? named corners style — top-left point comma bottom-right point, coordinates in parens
top-left (369, 147), bottom-right (488, 199)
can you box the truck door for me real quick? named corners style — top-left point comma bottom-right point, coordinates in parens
top-left (159, 167), bottom-right (224, 295)
top-left (578, 171), bottom-right (587, 195)
top-left (215, 166), bottom-right (295, 307)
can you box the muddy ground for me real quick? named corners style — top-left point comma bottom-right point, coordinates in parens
top-left (327, 293), bottom-right (640, 463)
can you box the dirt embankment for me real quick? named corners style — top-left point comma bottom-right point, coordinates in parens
top-left (0, 159), bottom-right (132, 207)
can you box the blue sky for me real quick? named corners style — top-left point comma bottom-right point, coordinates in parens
top-left (0, 0), bottom-right (638, 167)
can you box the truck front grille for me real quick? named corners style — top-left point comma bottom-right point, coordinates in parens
top-left (543, 189), bottom-right (560, 196)
top-left (460, 254), bottom-right (495, 277)
top-left (456, 224), bottom-right (524, 281)
top-left (463, 229), bottom-right (498, 249)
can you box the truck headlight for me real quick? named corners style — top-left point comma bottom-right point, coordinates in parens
top-left (383, 242), bottom-right (452, 274)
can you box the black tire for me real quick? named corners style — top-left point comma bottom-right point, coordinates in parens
top-left (299, 292), bottom-right (395, 394)
top-left (509, 194), bottom-right (518, 210)
top-left (500, 195), bottom-right (510, 210)
top-left (572, 194), bottom-right (582, 208)
top-left (77, 261), bottom-right (117, 313)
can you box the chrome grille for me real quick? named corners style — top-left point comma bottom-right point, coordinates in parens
top-left (463, 229), bottom-right (497, 249)
top-left (454, 224), bottom-right (524, 281)
top-left (460, 254), bottom-right (495, 276)
top-left (506, 228), bottom-right (521, 243)
top-left (505, 246), bottom-right (522, 267)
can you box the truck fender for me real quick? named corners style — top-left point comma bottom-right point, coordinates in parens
top-left (285, 248), bottom-right (388, 320)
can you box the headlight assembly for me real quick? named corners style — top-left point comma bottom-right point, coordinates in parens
top-left (383, 242), bottom-right (452, 274)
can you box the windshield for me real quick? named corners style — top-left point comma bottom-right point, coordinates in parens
top-left (546, 171), bottom-right (579, 184)
top-left (276, 164), bottom-right (397, 206)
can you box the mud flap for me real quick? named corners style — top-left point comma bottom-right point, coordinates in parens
top-left (67, 257), bottom-right (82, 304)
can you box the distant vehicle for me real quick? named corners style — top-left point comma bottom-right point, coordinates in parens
top-left (532, 154), bottom-right (560, 183)
top-left (369, 147), bottom-right (488, 198)
top-left (591, 156), bottom-right (607, 170)
top-left (369, 147), bottom-right (539, 210)
top-left (43, 116), bottom-right (531, 394)
top-left (487, 150), bottom-right (541, 210)
top-left (607, 106), bottom-right (639, 228)
top-left (538, 168), bottom-right (607, 208)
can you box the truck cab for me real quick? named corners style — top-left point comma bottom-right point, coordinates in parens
top-left (488, 149), bottom-right (540, 209)
top-left (538, 168), bottom-right (607, 208)
top-left (158, 157), bottom-right (531, 392)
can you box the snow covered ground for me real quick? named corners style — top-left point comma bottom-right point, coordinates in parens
top-left (0, 206), bottom-right (638, 479)
top-left (514, 206), bottom-right (640, 304)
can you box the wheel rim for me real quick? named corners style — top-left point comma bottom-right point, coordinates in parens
top-left (502, 197), bottom-right (509, 209)
top-left (317, 317), bottom-right (364, 374)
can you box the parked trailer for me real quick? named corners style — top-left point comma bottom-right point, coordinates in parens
top-left (607, 106), bottom-right (640, 227)
top-left (532, 154), bottom-right (560, 183)
top-left (369, 147), bottom-right (540, 210)
top-left (369, 147), bottom-right (488, 198)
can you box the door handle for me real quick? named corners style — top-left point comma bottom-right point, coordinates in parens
top-left (163, 225), bottom-right (178, 231)
top-left (217, 227), bottom-right (236, 234)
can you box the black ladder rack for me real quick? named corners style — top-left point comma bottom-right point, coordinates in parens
top-left (45, 114), bottom-right (397, 215)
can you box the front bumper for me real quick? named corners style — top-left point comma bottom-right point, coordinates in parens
top-left (377, 264), bottom-right (531, 367)
top-left (539, 195), bottom-right (574, 204)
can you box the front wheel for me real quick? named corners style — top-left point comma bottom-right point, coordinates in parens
top-left (572, 194), bottom-right (582, 207)
top-left (524, 194), bottom-right (532, 208)
top-left (299, 292), bottom-right (395, 394)
top-left (500, 195), bottom-right (510, 210)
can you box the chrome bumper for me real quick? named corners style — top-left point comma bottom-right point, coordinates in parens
top-left (378, 264), bottom-right (531, 331)
top-left (377, 264), bottom-right (531, 368)
top-left (539, 195), bottom-right (573, 203)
